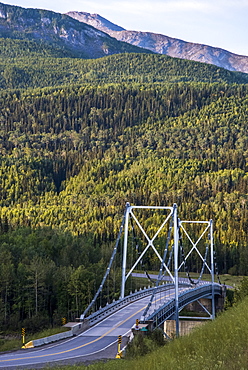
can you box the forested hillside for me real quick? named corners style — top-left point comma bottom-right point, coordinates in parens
top-left (1, 44), bottom-right (248, 90)
top-left (0, 40), bottom-right (248, 331)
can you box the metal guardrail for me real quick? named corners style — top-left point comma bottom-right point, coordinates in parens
top-left (24, 322), bottom-right (89, 348)
top-left (147, 283), bottom-right (223, 327)
top-left (32, 330), bottom-right (74, 347)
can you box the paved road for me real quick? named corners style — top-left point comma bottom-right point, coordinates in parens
top-left (0, 285), bottom-right (190, 368)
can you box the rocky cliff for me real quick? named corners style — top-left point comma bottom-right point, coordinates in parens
top-left (0, 2), bottom-right (151, 59)
top-left (66, 11), bottom-right (248, 73)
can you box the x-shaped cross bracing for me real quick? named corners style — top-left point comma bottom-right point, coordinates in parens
top-left (121, 204), bottom-right (175, 298)
top-left (179, 220), bottom-right (212, 274)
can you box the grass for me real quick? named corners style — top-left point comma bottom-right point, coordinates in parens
top-left (0, 326), bottom-right (68, 352)
top-left (0, 336), bottom-right (24, 352)
top-left (29, 326), bottom-right (69, 340)
top-left (218, 274), bottom-right (244, 287)
top-left (52, 294), bottom-right (248, 370)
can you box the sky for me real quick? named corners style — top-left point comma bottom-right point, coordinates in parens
top-left (3, 0), bottom-right (248, 56)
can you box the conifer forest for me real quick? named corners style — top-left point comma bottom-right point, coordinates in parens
top-left (0, 36), bottom-right (248, 331)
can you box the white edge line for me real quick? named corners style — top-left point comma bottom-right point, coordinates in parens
top-left (0, 331), bottom-right (132, 368)
top-left (0, 289), bottom-right (176, 366)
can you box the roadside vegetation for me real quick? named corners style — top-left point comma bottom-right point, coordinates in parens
top-left (0, 326), bottom-right (68, 352)
top-left (53, 281), bottom-right (248, 370)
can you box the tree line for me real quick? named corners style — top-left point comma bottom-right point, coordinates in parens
top-left (0, 47), bottom-right (247, 330)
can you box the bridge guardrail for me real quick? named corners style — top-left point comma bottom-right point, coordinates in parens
top-left (147, 283), bottom-right (223, 327)
top-left (82, 282), bottom-right (191, 326)
top-left (24, 283), bottom-right (190, 349)
top-left (24, 283), bottom-right (220, 348)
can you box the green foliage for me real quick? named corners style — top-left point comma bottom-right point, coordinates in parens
top-left (0, 326), bottom-right (68, 352)
top-left (0, 81), bottom-right (247, 275)
top-left (125, 329), bottom-right (166, 359)
top-left (0, 48), bottom-right (247, 90)
top-left (0, 38), bottom-right (76, 59)
top-left (223, 288), bottom-right (234, 309)
top-left (0, 227), bottom-right (110, 330)
top-left (0, 27), bottom-right (248, 332)
top-left (125, 333), bottom-right (157, 359)
top-left (233, 277), bottom-right (248, 304)
top-left (0, 336), bottom-right (23, 352)
top-left (150, 328), bottom-right (166, 346)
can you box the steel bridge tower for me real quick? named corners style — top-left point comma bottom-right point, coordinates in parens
top-left (82, 203), bottom-right (216, 337)
top-left (121, 203), bottom-right (215, 336)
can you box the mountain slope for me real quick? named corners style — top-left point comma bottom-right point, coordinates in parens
top-left (66, 11), bottom-right (248, 73)
top-left (0, 8), bottom-right (248, 329)
top-left (0, 2), bottom-right (152, 59)
top-left (67, 11), bottom-right (125, 33)
top-left (1, 52), bottom-right (248, 90)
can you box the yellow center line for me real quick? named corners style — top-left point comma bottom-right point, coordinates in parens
top-left (0, 291), bottom-right (172, 363)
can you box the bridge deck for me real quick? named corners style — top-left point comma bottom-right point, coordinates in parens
top-left (0, 283), bottom-right (222, 368)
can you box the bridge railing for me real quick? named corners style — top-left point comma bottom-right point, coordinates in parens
top-left (147, 283), bottom-right (223, 328)
top-left (82, 282), bottom-right (191, 326)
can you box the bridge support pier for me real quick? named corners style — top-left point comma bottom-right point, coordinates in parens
top-left (164, 319), bottom-right (205, 338)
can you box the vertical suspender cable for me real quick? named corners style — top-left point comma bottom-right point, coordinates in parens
top-left (197, 246), bottom-right (208, 283)
top-left (121, 202), bottom-right (131, 298)
top-left (210, 219), bottom-right (215, 319)
top-left (173, 204), bottom-right (179, 337)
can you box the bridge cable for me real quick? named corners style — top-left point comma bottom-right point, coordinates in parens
top-left (145, 271), bottom-right (156, 284)
top-left (81, 205), bottom-right (127, 319)
top-left (130, 212), bottom-right (172, 285)
top-left (179, 221), bottom-right (210, 285)
top-left (196, 246), bottom-right (209, 283)
top-left (129, 215), bottom-right (137, 291)
top-left (142, 212), bottom-right (174, 320)
top-left (130, 214), bottom-right (154, 283)
top-left (178, 221), bottom-right (196, 285)
top-left (164, 244), bottom-right (174, 275)
top-left (214, 251), bottom-right (221, 284)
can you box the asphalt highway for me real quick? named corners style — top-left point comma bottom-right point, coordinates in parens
top-left (0, 286), bottom-right (189, 368)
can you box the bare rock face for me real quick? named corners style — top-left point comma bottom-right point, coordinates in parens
top-left (66, 11), bottom-right (248, 73)
top-left (0, 3), bottom-right (151, 59)
top-left (109, 31), bottom-right (248, 73)
top-left (66, 11), bottom-right (125, 33)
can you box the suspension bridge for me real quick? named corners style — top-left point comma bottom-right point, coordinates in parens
top-left (81, 203), bottom-right (223, 333)
top-left (0, 203), bottom-right (224, 368)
